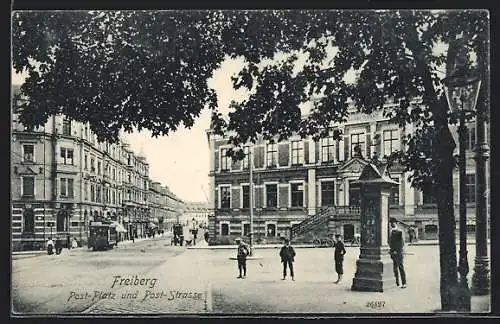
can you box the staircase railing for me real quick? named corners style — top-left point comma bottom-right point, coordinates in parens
top-left (290, 206), bottom-right (336, 238)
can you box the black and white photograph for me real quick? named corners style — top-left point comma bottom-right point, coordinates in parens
top-left (10, 8), bottom-right (492, 316)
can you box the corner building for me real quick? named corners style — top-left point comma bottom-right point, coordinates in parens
top-left (207, 103), bottom-right (489, 245)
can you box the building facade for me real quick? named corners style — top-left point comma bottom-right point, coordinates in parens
top-left (207, 104), bottom-right (490, 244)
top-left (148, 181), bottom-right (185, 232)
top-left (11, 86), bottom-right (184, 251)
top-left (181, 202), bottom-right (210, 229)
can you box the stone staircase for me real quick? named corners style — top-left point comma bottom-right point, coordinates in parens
top-left (290, 207), bottom-right (336, 242)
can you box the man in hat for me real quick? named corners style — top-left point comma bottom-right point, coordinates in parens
top-left (235, 238), bottom-right (250, 279)
top-left (389, 217), bottom-right (407, 288)
top-left (279, 238), bottom-right (296, 281)
top-left (333, 234), bottom-right (346, 284)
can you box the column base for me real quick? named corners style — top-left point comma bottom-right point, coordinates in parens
top-left (351, 253), bottom-right (396, 292)
top-left (471, 256), bottom-right (490, 296)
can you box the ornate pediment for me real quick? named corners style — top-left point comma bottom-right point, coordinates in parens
top-left (338, 157), bottom-right (369, 174)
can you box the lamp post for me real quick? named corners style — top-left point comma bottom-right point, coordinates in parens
top-left (442, 46), bottom-right (482, 312)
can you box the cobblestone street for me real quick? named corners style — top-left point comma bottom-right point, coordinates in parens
top-left (12, 235), bottom-right (490, 315)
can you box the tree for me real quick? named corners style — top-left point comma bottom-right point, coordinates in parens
top-left (12, 10), bottom-right (489, 310)
top-left (212, 10), bottom-right (488, 310)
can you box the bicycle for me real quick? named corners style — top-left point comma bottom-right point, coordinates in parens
top-left (312, 235), bottom-right (335, 248)
top-left (350, 234), bottom-right (361, 246)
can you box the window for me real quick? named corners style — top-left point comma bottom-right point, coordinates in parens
top-left (221, 223), bottom-right (229, 236)
top-left (84, 125), bottom-right (88, 140)
top-left (351, 133), bottom-right (365, 158)
top-left (96, 186), bottom-right (101, 203)
top-left (60, 148), bottom-right (74, 165)
top-left (389, 178), bottom-right (400, 205)
top-left (465, 174), bottom-right (475, 203)
top-left (383, 130), bottom-right (400, 157)
top-left (242, 185), bottom-right (250, 208)
top-left (221, 148), bottom-right (230, 171)
top-left (321, 136), bottom-right (335, 163)
top-left (291, 183), bottom-right (304, 207)
top-left (266, 143), bottom-right (278, 167)
top-left (349, 180), bottom-right (360, 206)
top-left (23, 208), bottom-right (35, 233)
top-left (84, 154), bottom-right (88, 170)
top-left (321, 181), bottom-right (335, 206)
top-left (220, 186), bottom-right (231, 209)
top-left (60, 178), bottom-right (74, 198)
top-left (97, 161), bottom-right (101, 175)
top-left (91, 184), bottom-right (95, 202)
top-left (266, 184), bottom-right (278, 208)
top-left (422, 183), bottom-right (437, 204)
top-left (464, 126), bottom-right (476, 151)
top-left (243, 223), bottom-right (250, 236)
top-left (22, 176), bottom-right (34, 197)
top-left (291, 140), bottom-right (304, 165)
top-left (62, 118), bottom-right (72, 136)
top-left (84, 182), bottom-right (89, 201)
top-left (266, 223), bottom-right (276, 237)
top-left (242, 146), bottom-right (250, 169)
top-left (91, 157), bottom-right (95, 173)
top-left (23, 144), bottom-right (34, 162)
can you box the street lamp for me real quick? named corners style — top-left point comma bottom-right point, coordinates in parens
top-left (442, 58), bottom-right (481, 312)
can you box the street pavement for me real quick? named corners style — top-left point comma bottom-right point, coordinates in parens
top-left (12, 232), bottom-right (490, 315)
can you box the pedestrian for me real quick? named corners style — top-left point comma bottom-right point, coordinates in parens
top-left (71, 237), bottom-right (78, 249)
top-left (389, 217), bottom-right (407, 288)
top-left (333, 234), bottom-right (346, 284)
top-left (55, 237), bottom-right (63, 255)
top-left (204, 231), bottom-right (209, 243)
top-left (408, 227), bottom-right (415, 245)
top-left (235, 238), bottom-right (250, 279)
top-left (46, 237), bottom-right (54, 255)
top-left (279, 238), bottom-right (296, 281)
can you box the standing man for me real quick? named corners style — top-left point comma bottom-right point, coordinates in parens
top-left (279, 238), bottom-right (296, 281)
top-left (235, 238), bottom-right (250, 279)
top-left (333, 234), bottom-right (346, 284)
top-left (389, 218), bottom-right (407, 288)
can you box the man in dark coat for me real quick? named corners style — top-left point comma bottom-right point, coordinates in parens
top-left (279, 238), bottom-right (296, 281)
top-left (333, 234), bottom-right (346, 283)
top-left (389, 218), bottom-right (407, 288)
top-left (235, 238), bottom-right (250, 279)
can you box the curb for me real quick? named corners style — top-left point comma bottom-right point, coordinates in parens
top-left (189, 244), bottom-right (317, 250)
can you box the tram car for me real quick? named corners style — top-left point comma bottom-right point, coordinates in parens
top-left (88, 220), bottom-right (118, 251)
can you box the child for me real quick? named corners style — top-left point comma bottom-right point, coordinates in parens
top-left (333, 234), bottom-right (346, 284)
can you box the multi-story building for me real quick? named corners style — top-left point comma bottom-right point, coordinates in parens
top-left (207, 102), bottom-right (490, 244)
top-left (11, 85), bottom-right (183, 251)
top-left (148, 181), bottom-right (184, 232)
top-left (181, 202), bottom-right (210, 229)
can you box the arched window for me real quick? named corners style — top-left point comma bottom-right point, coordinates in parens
top-left (23, 208), bottom-right (35, 233)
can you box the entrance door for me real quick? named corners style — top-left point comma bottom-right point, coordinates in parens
top-left (343, 224), bottom-right (355, 242)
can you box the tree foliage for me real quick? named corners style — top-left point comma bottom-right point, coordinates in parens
top-left (12, 10), bottom-right (489, 189)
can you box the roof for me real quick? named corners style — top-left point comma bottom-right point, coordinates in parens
top-left (353, 163), bottom-right (399, 185)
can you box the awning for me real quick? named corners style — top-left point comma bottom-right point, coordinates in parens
top-left (111, 222), bottom-right (128, 233)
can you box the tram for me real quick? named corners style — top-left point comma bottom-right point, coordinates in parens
top-left (88, 220), bottom-right (118, 251)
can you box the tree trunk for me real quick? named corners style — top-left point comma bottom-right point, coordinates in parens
top-left (402, 12), bottom-right (458, 310)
